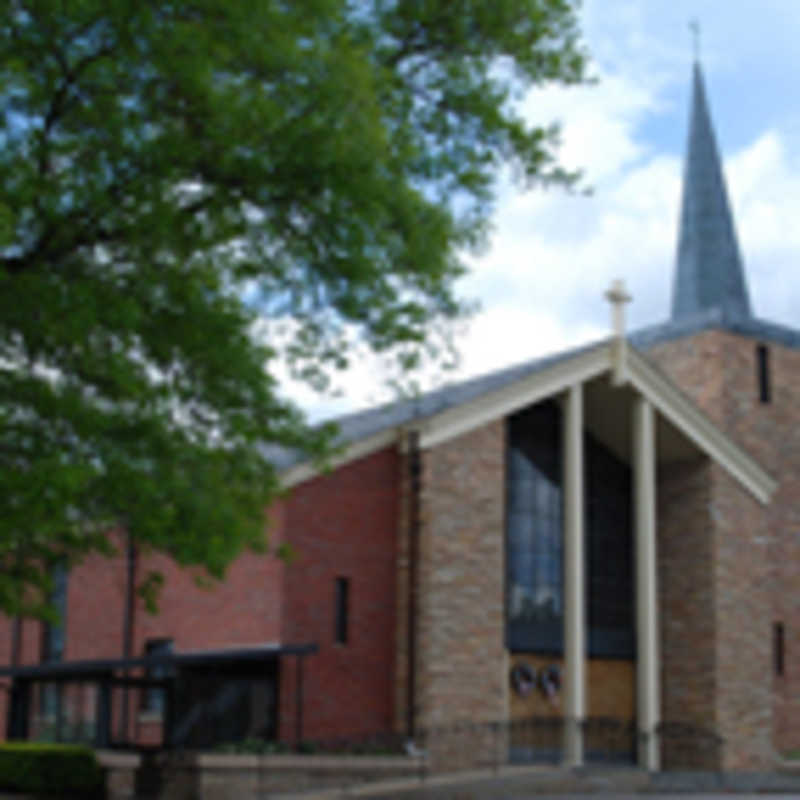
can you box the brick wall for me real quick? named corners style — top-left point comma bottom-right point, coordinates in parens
top-left (648, 329), bottom-right (798, 763)
top-left (393, 436), bottom-right (414, 737)
top-left (278, 446), bottom-right (400, 744)
top-left (657, 457), bottom-right (719, 767)
top-left (0, 518), bottom-right (288, 743)
top-left (0, 448), bottom-right (399, 747)
top-left (710, 463), bottom-right (773, 769)
top-left (0, 516), bottom-right (287, 665)
top-left (415, 420), bottom-right (506, 767)
top-left (0, 614), bottom-right (41, 739)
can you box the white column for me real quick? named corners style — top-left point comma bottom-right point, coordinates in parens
top-left (563, 383), bottom-right (585, 766)
top-left (633, 395), bottom-right (660, 771)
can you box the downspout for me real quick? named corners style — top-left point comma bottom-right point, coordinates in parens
top-left (406, 431), bottom-right (421, 738)
top-left (5, 617), bottom-right (22, 738)
top-left (119, 534), bottom-right (137, 743)
top-left (10, 543), bottom-right (23, 667)
top-left (8, 549), bottom-right (24, 730)
top-left (10, 617), bottom-right (21, 667)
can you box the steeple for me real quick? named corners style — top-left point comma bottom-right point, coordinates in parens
top-left (671, 61), bottom-right (752, 320)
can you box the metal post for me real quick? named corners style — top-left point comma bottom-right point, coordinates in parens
top-left (96, 681), bottom-right (111, 749)
top-left (55, 683), bottom-right (64, 743)
top-left (10, 618), bottom-right (22, 668)
top-left (7, 680), bottom-right (30, 740)
top-left (407, 430), bottom-right (421, 739)
top-left (119, 537), bottom-right (137, 744)
top-left (164, 677), bottom-right (175, 750)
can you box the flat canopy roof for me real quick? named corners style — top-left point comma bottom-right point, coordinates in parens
top-left (0, 643), bottom-right (317, 680)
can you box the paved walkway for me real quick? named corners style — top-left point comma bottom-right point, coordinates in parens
top-left (276, 761), bottom-right (800, 800)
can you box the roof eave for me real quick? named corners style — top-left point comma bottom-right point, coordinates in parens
top-left (279, 339), bottom-right (776, 505)
top-left (626, 348), bottom-right (777, 504)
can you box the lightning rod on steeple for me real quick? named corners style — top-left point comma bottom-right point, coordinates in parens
top-left (689, 19), bottom-right (701, 62)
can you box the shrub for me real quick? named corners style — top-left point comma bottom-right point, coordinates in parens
top-left (214, 738), bottom-right (290, 755)
top-left (0, 742), bottom-right (104, 798)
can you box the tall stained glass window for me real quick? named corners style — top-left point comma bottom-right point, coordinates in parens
top-left (506, 401), bottom-right (563, 653)
top-left (506, 400), bottom-right (634, 657)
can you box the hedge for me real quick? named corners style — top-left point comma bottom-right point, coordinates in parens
top-left (0, 743), bottom-right (104, 797)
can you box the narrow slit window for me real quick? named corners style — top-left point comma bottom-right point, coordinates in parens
top-left (757, 344), bottom-right (771, 404)
top-left (774, 622), bottom-right (785, 677)
top-left (335, 577), bottom-right (349, 644)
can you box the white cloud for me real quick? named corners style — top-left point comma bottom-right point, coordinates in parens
top-left (278, 2), bottom-right (800, 422)
top-left (726, 131), bottom-right (800, 325)
top-left (520, 72), bottom-right (658, 183)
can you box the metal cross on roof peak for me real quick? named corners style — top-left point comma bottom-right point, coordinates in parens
top-left (604, 279), bottom-right (631, 386)
top-left (604, 278), bottom-right (632, 340)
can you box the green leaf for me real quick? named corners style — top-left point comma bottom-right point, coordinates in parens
top-left (0, 0), bottom-right (589, 614)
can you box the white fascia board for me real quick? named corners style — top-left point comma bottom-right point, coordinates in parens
top-left (279, 429), bottom-right (398, 490)
top-left (627, 350), bottom-right (777, 505)
top-left (277, 341), bottom-right (775, 505)
top-left (417, 344), bottom-right (612, 450)
top-left (277, 344), bottom-right (612, 490)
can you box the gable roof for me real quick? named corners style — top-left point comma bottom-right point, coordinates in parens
top-left (272, 339), bottom-right (602, 483)
top-left (277, 338), bottom-right (776, 505)
top-left (672, 61), bottom-right (752, 321)
top-left (275, 63), bottom-right (787, 503)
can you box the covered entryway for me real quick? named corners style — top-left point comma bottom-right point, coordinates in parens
top-left (1, 643), bottom-right (316, 750)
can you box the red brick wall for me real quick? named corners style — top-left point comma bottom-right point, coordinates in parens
top-left (0, 517), bottom-right (287, 741)
top-left (277, 446), bottom-right (400, 743)
top-left (0, 447), bottom-right (399, 747)
top-left (1, 509), bottom-right (286, 660)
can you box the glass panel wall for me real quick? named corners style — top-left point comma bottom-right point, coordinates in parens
top-left (506, 401), bottom-right (563, 652)
top-left (506, 400), bottom-right (634, 657)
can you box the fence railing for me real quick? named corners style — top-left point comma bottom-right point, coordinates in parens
top-left (215, 717), bottom-right (722, 773)
top-left (8, 680), bottom-right (723, 774)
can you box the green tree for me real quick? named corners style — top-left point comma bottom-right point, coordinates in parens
top-left (0, 0), bottom-right (587, 613)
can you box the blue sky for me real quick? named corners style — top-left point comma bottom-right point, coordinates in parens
top-left (288, 1), bottom-right (800, 419)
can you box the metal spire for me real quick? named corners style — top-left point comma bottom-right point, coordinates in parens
top-left (671, 59), bottom-right (752, 320)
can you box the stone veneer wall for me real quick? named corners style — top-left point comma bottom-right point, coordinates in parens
top-left (648, 329), bottom-right (798, 765)
top-left (415, 420), bottom-right (506, 769)
top-left (657, 457), bottom-right (718, 768)
top-left (710, 463), bottom-right (773, 769)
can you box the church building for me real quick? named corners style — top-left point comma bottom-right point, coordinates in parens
top-left (0, 61), bottom-right (797, 774)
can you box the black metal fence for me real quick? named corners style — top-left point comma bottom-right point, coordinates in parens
top-left (205, 717), bottom-right (722, 773)
top-left (7, 679), bottom-right (167, 749)
top-left (6, 680), bottom-right (723, 774)
top-left (286, 718), bottom-right (722, 773)
top-left (659, 720), bottom-right (723, 769)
